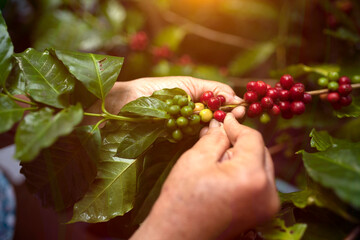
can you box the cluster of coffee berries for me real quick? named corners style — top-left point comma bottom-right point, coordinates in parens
top-left (320, 74), bottom-right (353, 110)
top-left (129, 31), bottom-right (148, 51)
top-left (199, 91), bottom-right (227, 123)
top-left (244, 75), bottom-right (312, 120)
top-left (165, 95), bottom-right (201, 141)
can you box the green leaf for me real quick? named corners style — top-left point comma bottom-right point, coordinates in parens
top-left (69, 157), bottom-right (137, 223)
top-left (257, 218), bottom-right (307, 240)
top-left (120, 97), bottom-right (170, 118)
top-left (20, 126), bottom-right (100, 211)
top-left (0, 12), bottom-right (14, 87)
top-left (324, 28), bottom-right (360, 43)
top-left (334, 97), bottom-right (360, 118)
top-left (102, 0), bottom-right (126, 32)
top-left (0, 94), bottom-right (25, 133)
top-left (300, 130), bottom-right (360, 209)
top-left (52, 49), bottom-right (124, 100)
top-left (309, 129), bottom-right (346, 151)
top-left (154, 26), bottom-right (186, 51)
top-left (335, 117), bottom-right (360, 142)
top-left (14, 48), bottom-right (75, 108)
top-left (229, 41), bottom-right (276, 76)
top-left (15, 104), bottom-right (83, 162)
top-left (220, 0), bottom-right (278, 20)
top-left (270, 64), bottom-right (340, 78)
top-left (6, 64), bottom-right (26, 95)
top-left (151, 88), bottom-right (187, 101)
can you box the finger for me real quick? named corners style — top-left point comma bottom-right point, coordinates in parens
top-left (264, 148), bottom-right (276, 184)
top-left (190, 120), bottom-right (230, 163)
top-left (230, 106), bottom-right (246, 119)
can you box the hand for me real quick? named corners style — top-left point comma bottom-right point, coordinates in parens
top-left (131, 114), bottom-right (280, 240)
top-left (86, 76), bottom-right (245, 122)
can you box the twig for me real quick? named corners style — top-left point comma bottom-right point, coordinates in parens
top-left (160, 11), bottom-right (256, 49)
top-left (307, 83), bottom-right (360, 95)
top-left (344, 226), bottom-right (360, 240)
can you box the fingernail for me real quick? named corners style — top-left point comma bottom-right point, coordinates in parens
top-left (233, 96), bottom-right (243, 104)
top-left (209, 119), bottom-right (221, 128)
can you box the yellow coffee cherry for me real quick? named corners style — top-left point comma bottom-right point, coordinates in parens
top-left (199, 109), bottom-right (213, 122)
top-left (194, 102), bottom-right (205, 112)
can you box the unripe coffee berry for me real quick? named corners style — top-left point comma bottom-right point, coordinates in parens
top-left (338, 76), bottom-right (351, 85)
top-left (168, 105), bottom-right (180, 115)
top-left (172, 129), bottom-right (183, 141)
top-left (352, 75), bottom-right (360, 83)
top-left (181, 106), bottom-right (193, 117)
top-left (207, 97), bottom-right (221, 111)
top-left (303, 93), bottom-right (312, 104)
top-left (244, 91), bottom-right (258, 103)
top-left (199, 109), bottom-right (213, 122)
top-left (188, 101), bottom-right (195, 109)
top-left (261, 97), bottom-right (274, 110)
top-left (214, 110), bottom-right (226, 122)
top-left (327, 92), bottom-right (340, 103)
top-left (280, 74), bottom-right (294, 90)
top-left (255, 81), bottom-right (267, 97)
top-left (246, 81), bottom-right (257, 91)
top-left (339, 95), bottom-right (352, 106)
top-left (260, 113), bottom-right (271, 124)
top-left (266, 88), bottom-right (279, 100)
top-left (328, 72), bottom-right (339, 81)
top-left (200, 91), bottom-right (214, 104)
top-left (338, 84), bottom-right (352, 96)
top-left (166, 118), bottom-right (177, 129)
top-left (176, 116), bottom-right (189, 128)
top-left (189, 114), bottom-right (201, 125)
top-left (178, 96), bottom-right (189, 106)
top-left (194, 102), bottom-right (205, 112)
top-left (217, 95), bottom-right (226, 105)
top-left (318, 77), bottom-right (329, 87)
top-left (328, 81), bottom-right (339, 91)
top-left (291, 101), bottom-right (306, 115)
top-left (247, 103), bottom-right (263, 118)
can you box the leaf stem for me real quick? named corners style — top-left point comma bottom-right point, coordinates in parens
top-left (307, 83), bottom-right (360, 95)
top-left (3, 87), bottom-right (37, 106)
top-left (91, 118), bottom-right (108, 133)
top-left (84, 112), bottom-right (105, 117)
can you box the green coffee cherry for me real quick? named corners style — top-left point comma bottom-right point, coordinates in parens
top-left (168, 105), bottom-right (180, 115)
top-left (176, 116), bottom-right (189, 127)
top-left (328, 72), bottom-right (339, 81)
top-left (260, 113), bottom-right (271, 124)
top-left (317, 77), bottom-right (329, 87)
top-left (352, 75), bottom-right (360, 83)
top-left (178, 96), bottom-right (188, 107)
top-left (165, 99), bottom-right (173, 106)
top-left (173, 95), bottom-right (182, 102)
top-left (328, 81), bottom-right (339, 91)
top-left (188, 101), bottom-right (195, 109)
top-left (172, 129), bottom-right (183, 141)
top-left (189, 114), bottom-right (201, 126)
top-left (199, 109), bottom-right (213, 122)
top-left (181, 106), bottom-right (193, 117)
top-left (182, 126), bottom-right (195, 135)
top-left (166, 118), bottom-right (177, 129)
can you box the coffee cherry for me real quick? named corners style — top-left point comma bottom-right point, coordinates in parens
top-left (352, 75), bottom-right (360, 83)
top-left (165, 99), bottom-right (173, 106)
top-left (327, 14), bottom-right (338, 29)
top-left (247, 103), bottom-right (262, 118)
top-left (129, 31), bottom-right (148, 51)
top-left (318, 77), bottom-right (329, 87)
top-left (266, 88), bottom-right (279, 100)
top-left (331, 102), bottom-right (342, 110)
top-left (246, 81), bottom-right (257, 91)
top-left (290, 84), bottom-right (305, 101)
top-left (269, 105), bottom-right (281, 116)
top-left (166, 118), bottom-right (177, 129)
top-left (200, 91), bottom-right (214, 104)
top-left (172, 129), bottom-right (183, 141)
top-left (152, 46), bottom-right (172, 60)
top-left (194, 102), bottom-right (205, 112)
top-left (303, 93), bottom-right (312, 104)
top-left (320, 93), bottom-right (328, 102)
top-left (279, 90), bottom-right (290, 101)
top-left (188, 101), bottom-right (195, 109)
top-left (275, 82), bottom-right (283, 91)
top-left (279, 101), bottom-right (291, 112)
top-left (214, 110), bottom-right (226, 122)
top-left (261, 97), bottom-right (274, 110)
top-left (328, 72), bottom-right (339, 81)
top-left (266, 84), bottom-right (272, 90)
top-left (339, 95), bottom-right (352, 106)
top-left (199, 109), bottom-right (213, 122)
top-left (207, 97), bottom-right (221, 111)
top-left (327, 92), bottom-right (340, 103)
top-left (280, 74), bottom-right (294, 90)
top-left (176, 116), bottom-right (189, 127)
top-left (189, 114), bottom-right (201, 125)
top-left (291, 101), bottom-right (306, 115)
top-left (181, 106), bottom-right (193, 117)
top-left (182, 126), bottom-right (195, 135)
top-left (217, 95), bottom-right (226, 105)
top-left (168, 105), bottom-right (180, 115)
top-left (281, 110), bottom-right (294, 119)
top-left (244, 91), bottom-right (258, 103)
top-left (178, 96), bottom-right (189, 106)
top-left (255, 81), bottom-right (267, 97)
top-left (173, 95), bottom-right (182, 102)
top-left (338, 84), bottom-right (352, 96)
top-left (338, 76), bottom-right (351, 85)
top-left (328, 81), bottom-right (339, 91)
top-left (260, 113), bottom-right (271, 124)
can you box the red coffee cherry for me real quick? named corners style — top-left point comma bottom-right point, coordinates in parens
top-left (247, 103), bottom-right (263, 118)
top-left (152, 46), bottom-right (172, 60)
top-left (338, 84), bottom-right (352, 96)
top-left (338, 76), bottom-right (351, 85)
top-left (130, 31), bottom-right (148, 51)
top-left (261, 97), bottom-right (274, 110)
top-left (280, 74), bottom-right (295, 90)
top-left (200, 91), bottom-right (214, 104)
top-left (269, 105), bottom-right (281, 116)
top-left (303, 93), bottom-right (312, 104)
top-left (331, 102), bottom-right (342, 110)
top-left (279, 90), bottom-right (290, 101)
top-left (207, 97), bottom-right (221, 111)
top-left (281, 110), bottom-right (294, 119)
top-left (279, 101), bottom-right (291, 112)
top-left (255, 81), bottom-right (267, 97)
top-left (339, 95), bottom-right (352, 106)
top-left (266, 84), bottom-right (272, 90)
top-left (327, 92), bottom-right (340, 103)
top-left (266, 88), bottom-right (279, 100)
top-left (246, 81), bottom-right (257, 92)
top-left (214, 110), bottom-right (226, 122)
top-left (290, 84), bottom-right (305, 101)
top-left (217, 95), bottom-right (226, 105)
top-left (291, 101), bottom-right (306, 115)
top-left (244, 91), bottom-right (258, 104)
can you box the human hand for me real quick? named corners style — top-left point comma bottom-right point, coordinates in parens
top-left (131, 113), bottom-right (279, 240)
top-left (86, 76), bottom-right (245, 120)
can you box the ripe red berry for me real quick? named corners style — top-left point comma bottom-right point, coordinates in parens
top-left (303, 93), bottom-right (312, 104)
top-left (338, 84), bottom-right (352, 96)
top-left (152, 46), bottom-right (172, 60)
top-left (246, 81), bottom-right (257, 92)
top-left (338, 76), bottom-right (351, 85)
top-left (266, 88), bottom-right (279, 100)
top-left (280, 74), bottom-right (295, 90)
top-left (327, 14), bottom-right (339, 29)
top-left (247, 103), bottom-right (263, 118)
top-left (327, 92), bottom-right (340, 103)
top-left (214, 110), bottom-right (226, 122)
top-left (200, 91), bottom-right (214, 104)
top-left (261, 97), bottom-right (274, 110)
top-left (279, 101), bottom-right (291, 112)
top-left (269, 105), bottom-right (281, 116)
top-left (207, 97), bottom-right (221, 111)
top-left (266, 84), bottom-right (272, 90)
top-left (255, 81), bottom-right (267, 97)
top-left (279, 90), bottom-right (290, 101)
top-left (217, 95), bottom-right (226, 105)
top-left (281, 110), bottom-right (294, 119)
top-left (130, 31), bottom-right (148, 51)
top-left (244, 91), bottom-right (258, 103)
top-left (331, 102), bottom-right (342, 110)
top-left (339, 95), bottom-right (352, 106)
top-left (178, 54), bottom-right (192, 65)
top-left (291, 101), bottom-right (306, 115)
top-left (290, 85), bottom-right (305, 101)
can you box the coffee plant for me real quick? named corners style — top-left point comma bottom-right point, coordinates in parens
top-left (2, 0), bottom-right (360, 239)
